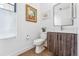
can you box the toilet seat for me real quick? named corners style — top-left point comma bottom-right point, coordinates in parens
top-left (34, 39), bottom-right (45, 42)
top-left (34, 39), bottom-right (45, 45)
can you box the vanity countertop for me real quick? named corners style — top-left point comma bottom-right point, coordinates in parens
top-left (47, 31), bottom-right (77, 34)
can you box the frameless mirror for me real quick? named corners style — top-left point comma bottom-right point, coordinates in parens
top-left (0, 3), bottom-right (16, 12)
top-left (53, 3), bottom-right (75, 26)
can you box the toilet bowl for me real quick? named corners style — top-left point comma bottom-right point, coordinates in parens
top-left (34, 39), bottom-right (46, 53)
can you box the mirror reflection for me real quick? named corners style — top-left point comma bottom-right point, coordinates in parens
top-left (53, 3), bottom-right (74, 26)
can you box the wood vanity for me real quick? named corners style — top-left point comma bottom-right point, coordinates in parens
top-left (47, 32), bottom-right (77, 56)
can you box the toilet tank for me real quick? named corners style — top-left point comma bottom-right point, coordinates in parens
top-left (40, 32), bottom-right (47, 39)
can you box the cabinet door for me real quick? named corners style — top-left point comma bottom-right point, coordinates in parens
top-left (54, 33), bottom-right (65, 56)
top-left (74, 34), bottom-right (77, 55)
top-left (65, 33), bottom-right (72, 56)
top-left (51, 32), bottom-right (57, 55)
top-left (61, 33), bottom-right (67, 56)
top-left (71, 34), bottom-right (77, 56)
top-left (56, 33), bottom-right (61, 56)
top-left (47, 32), bottom-right (51, 51)
top-left (47, 32), bottom-right (54, 55)
top-left (54, 33), bottom-right (58, 55)
top-left (47, 32), bottom-right (57, 55)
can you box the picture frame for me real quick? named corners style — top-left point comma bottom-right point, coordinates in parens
top-left (26, 4), bottom-right (37, 23)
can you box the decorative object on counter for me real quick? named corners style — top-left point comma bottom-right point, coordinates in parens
top-left (41, 27), bottom-right (46, 32)
top-left (26, 4), bottom-right (37, 23)
top-left (41, 11), bottom-right (50, 20)
top-left (0, 3), bottom-right (16, 12)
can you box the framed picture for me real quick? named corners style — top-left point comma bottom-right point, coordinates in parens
top-left (26, 4), bottom-right (37, 22)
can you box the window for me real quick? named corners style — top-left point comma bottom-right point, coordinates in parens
top-left (0, 4), bottom-right (16, 39)
top-left (0, 3), bottom-right (16, 12)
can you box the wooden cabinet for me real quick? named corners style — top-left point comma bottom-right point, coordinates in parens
top-left (47, 32), bottom-right (77, 56)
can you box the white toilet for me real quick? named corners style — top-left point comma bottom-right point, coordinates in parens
top-left (34, 32), bottom-right (47, 54)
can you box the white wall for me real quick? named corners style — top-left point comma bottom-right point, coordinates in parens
top-left (16, 3), bottom-right (41, 55)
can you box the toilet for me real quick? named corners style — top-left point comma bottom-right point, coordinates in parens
top-left (34, 32), bottom-right (47, 54)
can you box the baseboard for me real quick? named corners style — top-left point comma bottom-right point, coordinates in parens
top-left (17, 46), bottom-right (34, 56)
top-left (9, 45), bottom-right (35, 56)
